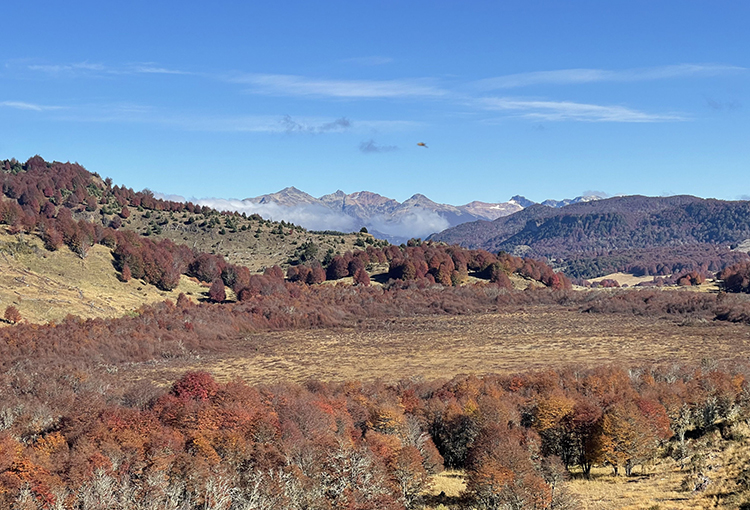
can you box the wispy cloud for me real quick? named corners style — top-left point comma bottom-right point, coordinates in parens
top-left (281, 115), bottom-right (352, 134)
top-left (130, 65), bottom-right (190, 75)
top-left (231, 73), bottom-right (446, 98)
top-left (359, 139), bottom-right (398, 153)
top-left (0, 100), bottom-right (64, 111)
top-left (479, 97), bottom-right (685, 122)
top-left (25, 61), bottom-right (190, 76)
top-left (27, 62), bottom-right (107, 74)
top-left (475, 64), bottom-right (747, 90)
top-left (23, 103), bottom-right (381, 134)
top-left (340, 56), bottom-right (394, 66)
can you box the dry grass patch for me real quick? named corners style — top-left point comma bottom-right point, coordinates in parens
top-left (422, 470), bottom-right (467, 509)
top-left (590, 272), bottom-right (721, 293)
top-left (568, 433), bottom-right (750, 509)
top-left (0, 229), bottom-right (206, 324)
top-left (134, 307), bottom-right (750, 387)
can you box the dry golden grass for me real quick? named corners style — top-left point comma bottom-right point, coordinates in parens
top-left (591, 271), bottom-right (721, 293)
top-left (428, 470), bottom-right (467, 499)
top-left (422, 470), bottom-right (467, 509)
top-left (117, 208), bottom-right (376, 272)
top-left (567, 430), bottom-right (750, 509)
top-left (134, 306), bottom-right (750, 388)
top-left (590, 272), bottom-right (660, 287)
top-left (567, 463), bottom-right (697, 510)
top-left (0, 229), bottom-right (207, 325)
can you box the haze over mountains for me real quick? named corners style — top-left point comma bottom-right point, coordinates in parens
top-left (190, 188), bottom-right (606, 243)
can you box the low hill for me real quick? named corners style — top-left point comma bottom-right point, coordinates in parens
top-left (1, 156), bottom-right (567, 324)
top-left (1, 156), bottom-right (384, 273)
top-left (96, 207), bottom-right (383, 273)
top-left (0, 227), bottom-right (207, 325)
top-left (430, 195), bottom-right (750, 278)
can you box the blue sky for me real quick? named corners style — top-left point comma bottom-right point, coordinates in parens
top-left (1, 1), bottom-right (748, 205)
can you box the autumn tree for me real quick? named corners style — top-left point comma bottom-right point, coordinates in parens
top-left (354, 267), bottom-right (371, 286)
top-left (307, 264), bottom-right (326, 285)
top-left (119, 264), bottom-right (132, 282)
top-left (4, 306), bottom-right (21, 324)
top-left (466, 424), bottom-right (552, 510)
top-left (391, 446), bottom-right (430, 508)
top-left (208, 279), bottom-right (226, 303)
top-left (326, 256), bottom-right (349, 280)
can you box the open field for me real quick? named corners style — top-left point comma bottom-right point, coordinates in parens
top-left (134, 306), bottom-right (750, 387)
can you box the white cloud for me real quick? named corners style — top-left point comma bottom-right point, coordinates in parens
top-left (153, 192), bottom-right (188, 202)
top-left (231, 73), bottom-right (446, 98)
top-left (193, 199), bottom-right (449, 240)
top-left (197, 199), bottom-right (361, 232)
top-left (26, 61), bottom-right (189, 76)
top-left (479, 97), bottom-right (685, 122)
top-left (368, 209), bottom-right (450, 240)
top-left (0, 101), bottom-right (64, 111)
top-left (475, 64), bottom-right (747, 90)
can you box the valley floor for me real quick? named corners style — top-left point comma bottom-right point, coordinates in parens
top-left (132, 307), bottom-right (750, 387)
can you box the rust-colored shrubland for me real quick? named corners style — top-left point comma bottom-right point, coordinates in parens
top-left (1, 358), bottom-right (750, 509)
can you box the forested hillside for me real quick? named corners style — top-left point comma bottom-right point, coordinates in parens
top-left (1, 156), bottom-right (569, 324)
top-left (430, 195), bottom-right (750, 278)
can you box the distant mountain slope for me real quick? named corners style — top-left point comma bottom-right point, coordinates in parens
top-left (235, 189), bottom-right (610, 243)
top-left (429, 195), bottom-right (750, 278)
top-left (238, 189), bottom-right (530, 243)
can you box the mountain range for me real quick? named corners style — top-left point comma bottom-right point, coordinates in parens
top-left (202, 188), bottom-right (606, 243)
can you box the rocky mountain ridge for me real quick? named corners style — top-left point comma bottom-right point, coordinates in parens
top-left (239, 188), bottom-right (605, 243)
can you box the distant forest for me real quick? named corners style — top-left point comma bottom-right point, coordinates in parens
top-left (431, 195), bottom-right (750, 278)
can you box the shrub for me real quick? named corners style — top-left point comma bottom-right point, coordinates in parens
top-left (3, 306), bottom-right (21, 324)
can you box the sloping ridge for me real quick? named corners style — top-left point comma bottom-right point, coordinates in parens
top-left (429, 195), bottom-right (749, 255)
